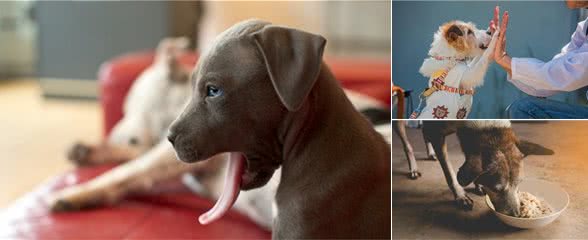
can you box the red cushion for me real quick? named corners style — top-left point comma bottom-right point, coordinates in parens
top-left (325, 57), bottom-right (391, 106)
top-left (99, 52), bottom-right (391, 136)
top-left (0, 165), bottom-right (271, 239)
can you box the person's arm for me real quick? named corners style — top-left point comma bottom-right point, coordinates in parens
top-left (554, 17), bottom-right (587, 59)
top-left (509, 52), bottom-right (588, 92)
top-left (505, 52), bottom-right (587, 97)
top-left (507, 76), bottom-right (561, 97)
top-left (494, 11), bottom-right (588, 96)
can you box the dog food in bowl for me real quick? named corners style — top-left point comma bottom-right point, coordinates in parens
top-left (486, 178), bottom-right (568, 229)
top-left (518, 191), bottom-right (553, 218)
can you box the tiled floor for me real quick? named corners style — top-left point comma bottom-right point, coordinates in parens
top-left (392, 121), bottom-right (588, 239)
top-left (0, 79), bottom-right (101, 208)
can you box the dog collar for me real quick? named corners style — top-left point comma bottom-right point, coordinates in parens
top-left (430, 55), bottom-right (468, 62)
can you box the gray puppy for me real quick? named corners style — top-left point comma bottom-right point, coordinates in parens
top-left (168, 19), bottom-right (391, 239)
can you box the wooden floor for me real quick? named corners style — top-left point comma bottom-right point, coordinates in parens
top-left (0, 79), bottom-right (101, 208)
top-left (392, 122), bottom-right (588, 239)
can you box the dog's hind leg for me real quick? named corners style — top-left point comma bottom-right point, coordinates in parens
top-left (393, 120), bottom-right (421, 179)
top-left (67, 141), bottom-right (141, 166)
top-left (424, 131), bottom-right (473, 210)
top-left (48, 140), bottom-right (219, 211)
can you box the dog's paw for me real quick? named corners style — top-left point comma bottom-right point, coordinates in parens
top-left (46, 189), bottom-right (86, 212)
top-left (67, 142), bottom-right (96, 166)
top-left (49, 198), bottom-right (82, 212)
top-left (407, 170), bottom-right (422, 180)
top-left (473, 184), bottom-right (485, 196)
top-left (455, 195), bottom-right (474, 211)
top-left (47, 186), bottom-right (109, 212)
top-left (487, 30), bottom-right (499, 50)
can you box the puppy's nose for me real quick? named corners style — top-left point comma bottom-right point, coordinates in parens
top-left (167, 133), bottom-right (177, 146)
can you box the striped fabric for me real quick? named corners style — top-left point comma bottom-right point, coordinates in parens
top-left (432, 82), bottom-right (475, 95)
top-left (431, 69), bottom-right (475, 95)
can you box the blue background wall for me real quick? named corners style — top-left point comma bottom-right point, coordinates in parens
top-left (392, 1), bottom-right (583, 118)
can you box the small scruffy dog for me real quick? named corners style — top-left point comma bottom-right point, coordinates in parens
top-left (413, 20), bottom-right (498, 119)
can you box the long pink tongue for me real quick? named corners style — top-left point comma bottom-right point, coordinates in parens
top-left (198, 152), bottom-right (245, 225)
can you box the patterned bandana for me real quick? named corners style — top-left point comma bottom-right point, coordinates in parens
top-left (431, 55), bottom-right (468, 62)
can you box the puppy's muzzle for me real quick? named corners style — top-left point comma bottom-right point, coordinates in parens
top-left (167, 133), bottom-right (177, 146)
top-left (167, 131), bottom-right (201, 163)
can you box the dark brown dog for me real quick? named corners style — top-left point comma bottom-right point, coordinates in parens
top-left (168, 19), bottom-right (391, 239)
top-left (393, 120), bottom-right (553, 216)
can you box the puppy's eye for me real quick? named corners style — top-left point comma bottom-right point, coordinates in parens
top-left (468, 29), bottom-right (473, 35)
top-left (206, 85), bottom-right (223, 97)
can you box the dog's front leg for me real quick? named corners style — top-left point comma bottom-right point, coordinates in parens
top-left (67, 141), bottom-right (141, 166)
top-left (459, 32), bottom-right (499, 89)
top-left (48, 140), bottom-right (202, 211)
top-left (392, 120), bottom-right (421, 179)
top-left (426, 133), bottom-right (473, 210)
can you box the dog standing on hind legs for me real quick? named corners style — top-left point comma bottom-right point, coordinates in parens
top-left (393, 120), bottom-right (554, 214)
top-left (412, 19), bottom-right (498, 119)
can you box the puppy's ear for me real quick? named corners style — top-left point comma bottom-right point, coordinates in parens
top-left (445, 25), bottom-right (463, 42)
top-left (251, 25), bottom-right (327, 111)
top-left (517, 140), bottom-right (554, 156)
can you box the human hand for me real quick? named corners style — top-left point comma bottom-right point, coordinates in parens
top-left (488, 6), bottom-right (499, 34)
top-left (494, 10), bottom-right (512, 75)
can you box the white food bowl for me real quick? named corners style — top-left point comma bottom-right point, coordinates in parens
top-left (485, 178), bottom-right (569, 229)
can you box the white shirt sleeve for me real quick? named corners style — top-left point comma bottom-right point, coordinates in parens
top-left (554, 17), bottom-right (587, 59)
top-left (507, 17), bottom-right (588, 97)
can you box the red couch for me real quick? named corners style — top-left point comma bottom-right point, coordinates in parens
top-left (0, 51), bottom-right (390, 239)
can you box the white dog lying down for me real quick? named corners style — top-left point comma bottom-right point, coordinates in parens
top-left (47, 37), bottom-right (391, 230)
top-left (411, 20), bottom-right (498, 119)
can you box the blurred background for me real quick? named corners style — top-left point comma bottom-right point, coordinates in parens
top-left (0, 1), bottom-right (390, 209)
top-left (392, 1), bottom-right (587, 118)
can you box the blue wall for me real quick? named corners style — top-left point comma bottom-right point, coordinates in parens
top-left (393, 1), bottom-right (582, 118)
